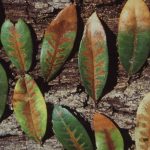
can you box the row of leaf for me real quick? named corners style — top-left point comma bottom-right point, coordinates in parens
top-left (0, 0), bottom-right (150, 149)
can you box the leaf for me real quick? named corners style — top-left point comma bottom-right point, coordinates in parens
top-left (12, 74), bottom-right (47, 142)
top-left (78, 12), bottom-right (108, 102)
top-left (93, 113), bottom-right (124, 150)
top-left (0, 64), bottom-right (8, 119)
top-left (40, 4), bottom-right (77, 81)
top-left (52, 105), bottom-right (93, 150)
top-left (1, 19), bottom-right (33, 72)
top-left (117, 0), bottom-right (150, 75)
top-left (135, 92), bottom-right (150, 150)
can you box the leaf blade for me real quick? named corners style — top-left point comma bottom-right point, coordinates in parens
top-left (135, 92), bottom-right (150, 150)
top-left (40, 4), bottom-right (77, 81)
top-left (93, 113), bottom-right (124, 150)
top-left (1, 19), bottom-right (33, 72)
top-left (13, 74), bottom-right (47, 142)
top-left (118, 0), bottom-right (150, 75)
top-left (0, 64), bottom-right (8, 119)
top-left (78, 12), bottom-right (108, 102)
top-left (52, 105), bottom-right (93, 150)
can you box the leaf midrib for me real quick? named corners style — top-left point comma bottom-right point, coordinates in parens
top-left (56, 109), bottom-right (84, 150)
top-left (11, 27), bottom-right (25, 71)
top-left (25, 79), bottom-right (40, 142)
top-left (128, 9), bottom-right (137, 75)
top-left (86, 29), bottom-right (96, 101)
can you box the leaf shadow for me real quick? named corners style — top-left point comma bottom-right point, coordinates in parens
top-left (115, 0), bottom-right (125, 5)
top-left (120, 128), bottom-right (134, 150)
top-left (35, 76), bottom-right (52, 93)
top-left (0, 0), bottom-right (5, 27)
top-left (100, 113), bottom-right (133, 150)
top-left (99, 20), bottom-right (119, 99)
top-left (0, 105), bottom-right (13, 123)
top-left (42, 103), bottom-right (54, 143)
top-left (27, 24), bottom-right (39, 72)
top-left (49, 5), bottom-right (84, 81)
top-left (63, 105), bottom-right (96, 150)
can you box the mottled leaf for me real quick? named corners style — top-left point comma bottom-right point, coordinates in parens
top-left (78, 12), bottom-right (108, 102)
top-left (1, 19), bottom-right (33, 72)
top-left (0, 64), bottom-right (8, 119)
top-left (93, 113), bottom-right (124, 150)
top-left (118, 0), bottom-right (150, 75)
top-left (13, 74), bottom-right (47, 142)
top-left (135, 92), bottom-right (150, 150)
top-left (52, 105), bottom-right (93, 150)
top-left (40, 4), bottom-right (77, 81)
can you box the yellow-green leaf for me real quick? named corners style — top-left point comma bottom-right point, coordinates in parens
top-left (135, 92), bottom-right (150, 150)
top-left (13, 74), bottom-right (47, 142)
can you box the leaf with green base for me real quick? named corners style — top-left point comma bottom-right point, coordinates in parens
top-left (1, 19), bottom-right (33, 72)
top-left (78, 12), bottom-right (108, 102)
top-left (40, 4), bottom-right (77, 81)
top-left (0, 63), bottom-right (8, 119)
top-left (135, 92), bottom-right (150, 150)
top-left (118, 0), bottom-right (150, 75)
top-left (13, 74), bottom-right (47, 142)
top-left (52, 105), bottom-right (93, 150)
top-left (93, 113), bottom-right (124, 150)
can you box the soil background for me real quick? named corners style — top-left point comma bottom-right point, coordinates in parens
top-left (0, 0), bottom-right (150, 149)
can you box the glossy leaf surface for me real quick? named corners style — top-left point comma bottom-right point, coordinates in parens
top-left (52, 105), bottom-right (93, 150)
top-left (1, 19), bottom-right (33, 72)
top-left (13, 74), bottom-right (47, 142)
top-left (118, 0), bottom-right (150, 75)
top-left (40, 4), bottom-right (77, 81)
top-left (78, 12), bottom-right (108, 102)
top-left (0, 64), bottom-right (8, 119)
top-left (93, 113), bottom-right (124, 150)
top-left (135, 92), bottom-right (150, 150)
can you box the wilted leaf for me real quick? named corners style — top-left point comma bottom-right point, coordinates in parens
top-left (93, 113), bottom-right (124, 150)
top-left (0, 64), bottom-right (8, 119)
top-left (78, 12), bottom-right (108, 102)
top-left (1, 19), bottom-right (33, 72)
top-left (40, 4), bottom-right (77, 81)
top-left (135, 92), bottom-right (150, 150)
top-left (52, 105), bottom-right (93, 150)
top-left (118, 0), bottom-right (150, 75)
top-left (13, 74), bottom-right (47, 142)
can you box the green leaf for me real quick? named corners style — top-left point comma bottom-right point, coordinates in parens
top-left (12, 74), bottom-right (47, 142)
top-left (135, 92), bottom-right (150, 150)
top-left (40, 4), bottom-right (77, 81)
top-left (52, 105), bottom-right (93, 150)
top-left (78, 12), bottom-right (108, 102)
top-left (118, 0), bottom-right (150, 75)
top-left (0, 63), bottom-right (8, 119)
top-left (1, 19), bottom-right (33, 72)
top-left (93, 113), bottom-right (124, 150)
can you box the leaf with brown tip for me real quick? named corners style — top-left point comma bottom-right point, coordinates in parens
top-left (40, 4), bottom-right (77, 81)
top-left (93, 113), bottom-right (124, 150)
top-left (135, 92), bottom-right (150, 150)
top-left (118, 0), bottom-right (150, 75)
top-left (13, 74), bottom-right (47, 142)
top-left (78, 12), bottom-right (108, 102)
